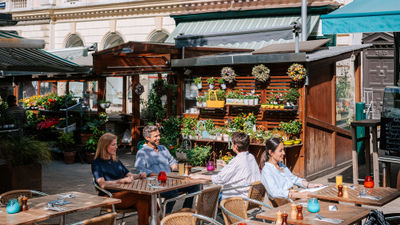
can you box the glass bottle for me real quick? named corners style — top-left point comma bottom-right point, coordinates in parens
top-left (290, 203), bottom-right (297, 219)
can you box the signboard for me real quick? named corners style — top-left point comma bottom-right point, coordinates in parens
top-left (380, 86), bottom-right (400, 151)
top-left (0, 2), bottom-right (6, 9)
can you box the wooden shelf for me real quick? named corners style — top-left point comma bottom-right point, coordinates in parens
top-left (225, 104), bottom-right (260, 107)
top-left (261, 108), bottom-right (298, 112)
top-left (189, 138), bottom-right (302, 148)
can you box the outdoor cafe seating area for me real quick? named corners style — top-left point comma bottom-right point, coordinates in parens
top-left (1, 164), bottom-right (399, 225)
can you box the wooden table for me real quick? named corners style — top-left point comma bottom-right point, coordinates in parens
top-left (105, 177), bottom-right (209, 225)
top-left (0, 191), bottom-right (120, 225)
top-left (256, 200), bottom-right (370, 225)
top-left (308, 184), bottom-right (400, 206)
top-left (232, 220), bottom-right (272, 225)
top-left (351, 119), bottom-right (380, 185)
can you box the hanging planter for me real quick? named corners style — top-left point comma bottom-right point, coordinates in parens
top-left (287, 63), bottom-right (307, 82)
top-left (194, 77), bottom-right (202, 89)
top-left (221, 67), bottom-right (236, 84)
top-left (98, 100), bottom-right (111, 109)
top-left (252, 64), bottom-right (271, 83)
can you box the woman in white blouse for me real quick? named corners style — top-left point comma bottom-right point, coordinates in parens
top-left (189, 132), bottom-right (260, 199)
top-left (260, 138), bottom-right (323, 200)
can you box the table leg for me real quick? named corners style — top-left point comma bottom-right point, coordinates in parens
top-left (150, 194), bottom-right (157, 225)
top-left (371, 127), bottom-right (379, 186)
top-left (351, 126), bottom-right (359, 184)
top-left (59, 215), bottom-right (66, 225)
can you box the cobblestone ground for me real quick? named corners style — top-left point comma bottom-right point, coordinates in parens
top-left (40, 150), bottom-right (399, 224)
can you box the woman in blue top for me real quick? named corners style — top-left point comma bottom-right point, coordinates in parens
top-left (91, 133), bottom-right (152, 225)
top-left (260, 138), bottom-right (323, 201)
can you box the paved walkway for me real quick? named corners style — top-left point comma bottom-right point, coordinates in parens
top-left (41, 151), bottom-right (399, 224)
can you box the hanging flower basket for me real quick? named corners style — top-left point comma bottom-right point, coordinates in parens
top-left (287, 63), bottom-right (307, 81)
top-left (252, 64), bottom-right (270, 82)
top-left (221, 67), bottom-right (236, 84)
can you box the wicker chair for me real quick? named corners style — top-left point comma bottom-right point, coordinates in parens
top-left (82, 213), bottom-right (117, 225)
top-left (0, 190), bottom-right (47, 206)
top-left (220, 197), bottom-right (272, 225)
top-left (162, 185), bottom-right (222, 219)
top-left (92, 179), bottom-right (137, 225)
top-left (161, 212), bottom-right (223, 225)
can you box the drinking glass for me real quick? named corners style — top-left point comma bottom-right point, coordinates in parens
top-left (158, 171), bottom-right (167, 183)
top-left (178, 163), bottom-right (185, 176)
top-left (336, 175), bottom-right (343, 188)
top-left (364, 176), bottom-right (374, 188)
top-left (206, 161), bottom-right (215, 171)
top-left (307, 198), bottom-right (320, 213)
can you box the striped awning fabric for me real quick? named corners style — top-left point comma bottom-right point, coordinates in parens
top-left (0, 30), bottom-right (89, 73)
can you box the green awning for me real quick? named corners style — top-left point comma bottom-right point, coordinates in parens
top-left (165, 15), bottom-right (320, 50)
top-left (321, 0), bottom-right (400, 34)
top-left (0, 30), bottom-right (89, 73)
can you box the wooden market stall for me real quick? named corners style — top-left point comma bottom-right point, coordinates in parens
top-left (92, 41), bottom-right (252, 150)
top-left (171, 41), bottom-right (370, 179)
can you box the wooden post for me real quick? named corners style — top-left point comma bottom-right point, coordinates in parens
top-left (37, 81), bottom-right (41, 95)
top-left (52, 82), bottom-right (57, 94)
top-left (331, 63), bottom-right (337, 167)
top-left (371, 126), bottom-right (379, 186)
top-left (166, 74), bottom-right (173, 117)
top-left (354, 53), bottom-right (362, 102)
top-left (176, 72), bottom-right (184, 115)
top-left (131, 75), bottom-right (141, 152)
top-left (365, 126), bottom-right (371, 176)
top-left (122, 76), bottom-right (127, 114)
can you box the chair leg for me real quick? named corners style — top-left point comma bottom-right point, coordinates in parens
top-left (120, 213), bottom-right (125, 225)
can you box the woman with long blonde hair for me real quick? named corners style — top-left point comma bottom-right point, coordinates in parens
top-left (92, 132), bottom-right (152, 225)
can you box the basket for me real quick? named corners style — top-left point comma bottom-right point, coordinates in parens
top-left (206, 90), bottom-right (225, 108)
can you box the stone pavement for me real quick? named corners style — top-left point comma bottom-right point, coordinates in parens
top-left (40, 151), bottom-right (400, 224)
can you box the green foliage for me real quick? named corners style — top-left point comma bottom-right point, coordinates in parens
top-left (186, 145), bottom-right (211, 166)
top-left (284, 88), bottom-right (300, 104)
top-left (336, 75), bottom-right (351, 99)
top-left (216, 89), bottom-right (226, 101)
top-left (161, 116), bottom-right (181, 148)
top-left (57, 132), bottom-right (75, 152)
top-left (1, 136), bottom-right (51, 166)
top-left (141, 79), bottom-right (177, 122)
top-left (193, 77), bottom-right (202, 85)
top-left (226, 90), bottom-right (241, 99)
top-left (206, 77), bottom-right (215, 84)
top-left (279, 120), bottom-right (302, 138)
top-left (217, 78), bottom-right (225, 84)
top-left (85, 127), bottom-right (105, 152)
top-left (204, 119), bottom-right (215, 131)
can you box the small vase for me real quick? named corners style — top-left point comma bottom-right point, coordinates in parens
top-left (220, 83), bottom-right (226, 89)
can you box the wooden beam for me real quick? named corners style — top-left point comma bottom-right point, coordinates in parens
top-left (354, 53), bottom-right (362, 102)
top-left (97, 77), bottom-right (106, 113)
top-left (177, 71), bottom-right (184, 115)
top-left (331, 62), bottom-right (337, 167)
top-left (131, 75), bottom-right (141, 152)
top-left (122, 76), bottom-right (127, 114)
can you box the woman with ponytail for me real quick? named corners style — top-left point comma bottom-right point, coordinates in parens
top-left (260, 138), bottom-right (323, 200)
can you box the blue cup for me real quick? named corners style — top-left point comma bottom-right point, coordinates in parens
top-left (6, 199), bottom-right (20, 214)
top-left (307, 198), bottom-right (320, 213)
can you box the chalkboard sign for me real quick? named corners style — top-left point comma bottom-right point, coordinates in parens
top-left (380, 117), bottom-right (400, 151)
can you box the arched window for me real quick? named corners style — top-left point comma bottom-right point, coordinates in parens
top-left (103, 33), bottom-right (124, 50)
top-left (148, 30), bottom-right (169, 43)
top-left (65, 34), bottom-right (84, 48)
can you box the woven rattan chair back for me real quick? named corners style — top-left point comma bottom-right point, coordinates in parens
top-left (246, 181), bottom-right (266, 211)
top-left (196, 185), bottom-right (221, 218)
top-left (161, 212), bottom-right (195, 225)
top-left (0, 190), bottom-right (45, 206)
top-left (220, 197), bottom-right (247, 225)
top-left (83, 213), bottom-right (117, 225)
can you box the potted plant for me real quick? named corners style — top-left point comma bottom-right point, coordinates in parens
top-left (218, 78), bottom-right (226, 89)
top-left (216, 89), bottom-right (226, 101)
top-left (284, 88), bottom-right (300, 108)
top-left (252, 64), bottom-right (271, 83)
top-left (98, 100), bottom-right (112, 109)
top-left (185, 145), bottom-right (211, 166)
top-left (194, 77), bottom-right (202, 89)
top-left (196, 96), bottom-right (204, 107)
top-left (85, 127), bottom-right (105, 163)
top-left (206, 77), bottom-right (215, 89)
top-left (0, 136), bottom-right (51, 193)
top-left (221, 67), bottom-right (236, 84)
top-left (58, 132), bottom-right (76, 164)
top-left (279, 120), bottom-right (302, 143)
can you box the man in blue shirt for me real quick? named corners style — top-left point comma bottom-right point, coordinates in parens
top-left (135, 125), bottom-right (199, 214)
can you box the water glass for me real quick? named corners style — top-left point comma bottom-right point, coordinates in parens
top-left (178, 163), bottom-right (185, 175)
top-left (307, 198), bottom-right (320, 213)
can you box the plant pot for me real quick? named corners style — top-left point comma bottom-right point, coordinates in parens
top-left (294, 139), bottom-right (301, 145)
top-left (254, 99), bottom-right (259, 105)
top-left (279, 105), bottom-right (285, 109)
top-left (274, 105), bottom-right (279, 109)
top-left (283, 140), bottom-right (294, 146)
top-left (197, 83), bottom-right (202, 89)
top-left (249, 99), bottom-right (254, 105)
top-left (196, 102), bottom-right (202, 107)
top-left (85, 152), bottom-right (95, 163)
top-left (220, 83), bottom-right (226, 89)
top-left (223, 134), bottom-right (229, 141)
top-left (209, 84), bottom-right (215, 90)
top-left (216, 135), bottom-right (222, 141)
top-left (63, 151), bottom-right (76, 164)
top-left (244, 99), bottom-right (249, 105)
